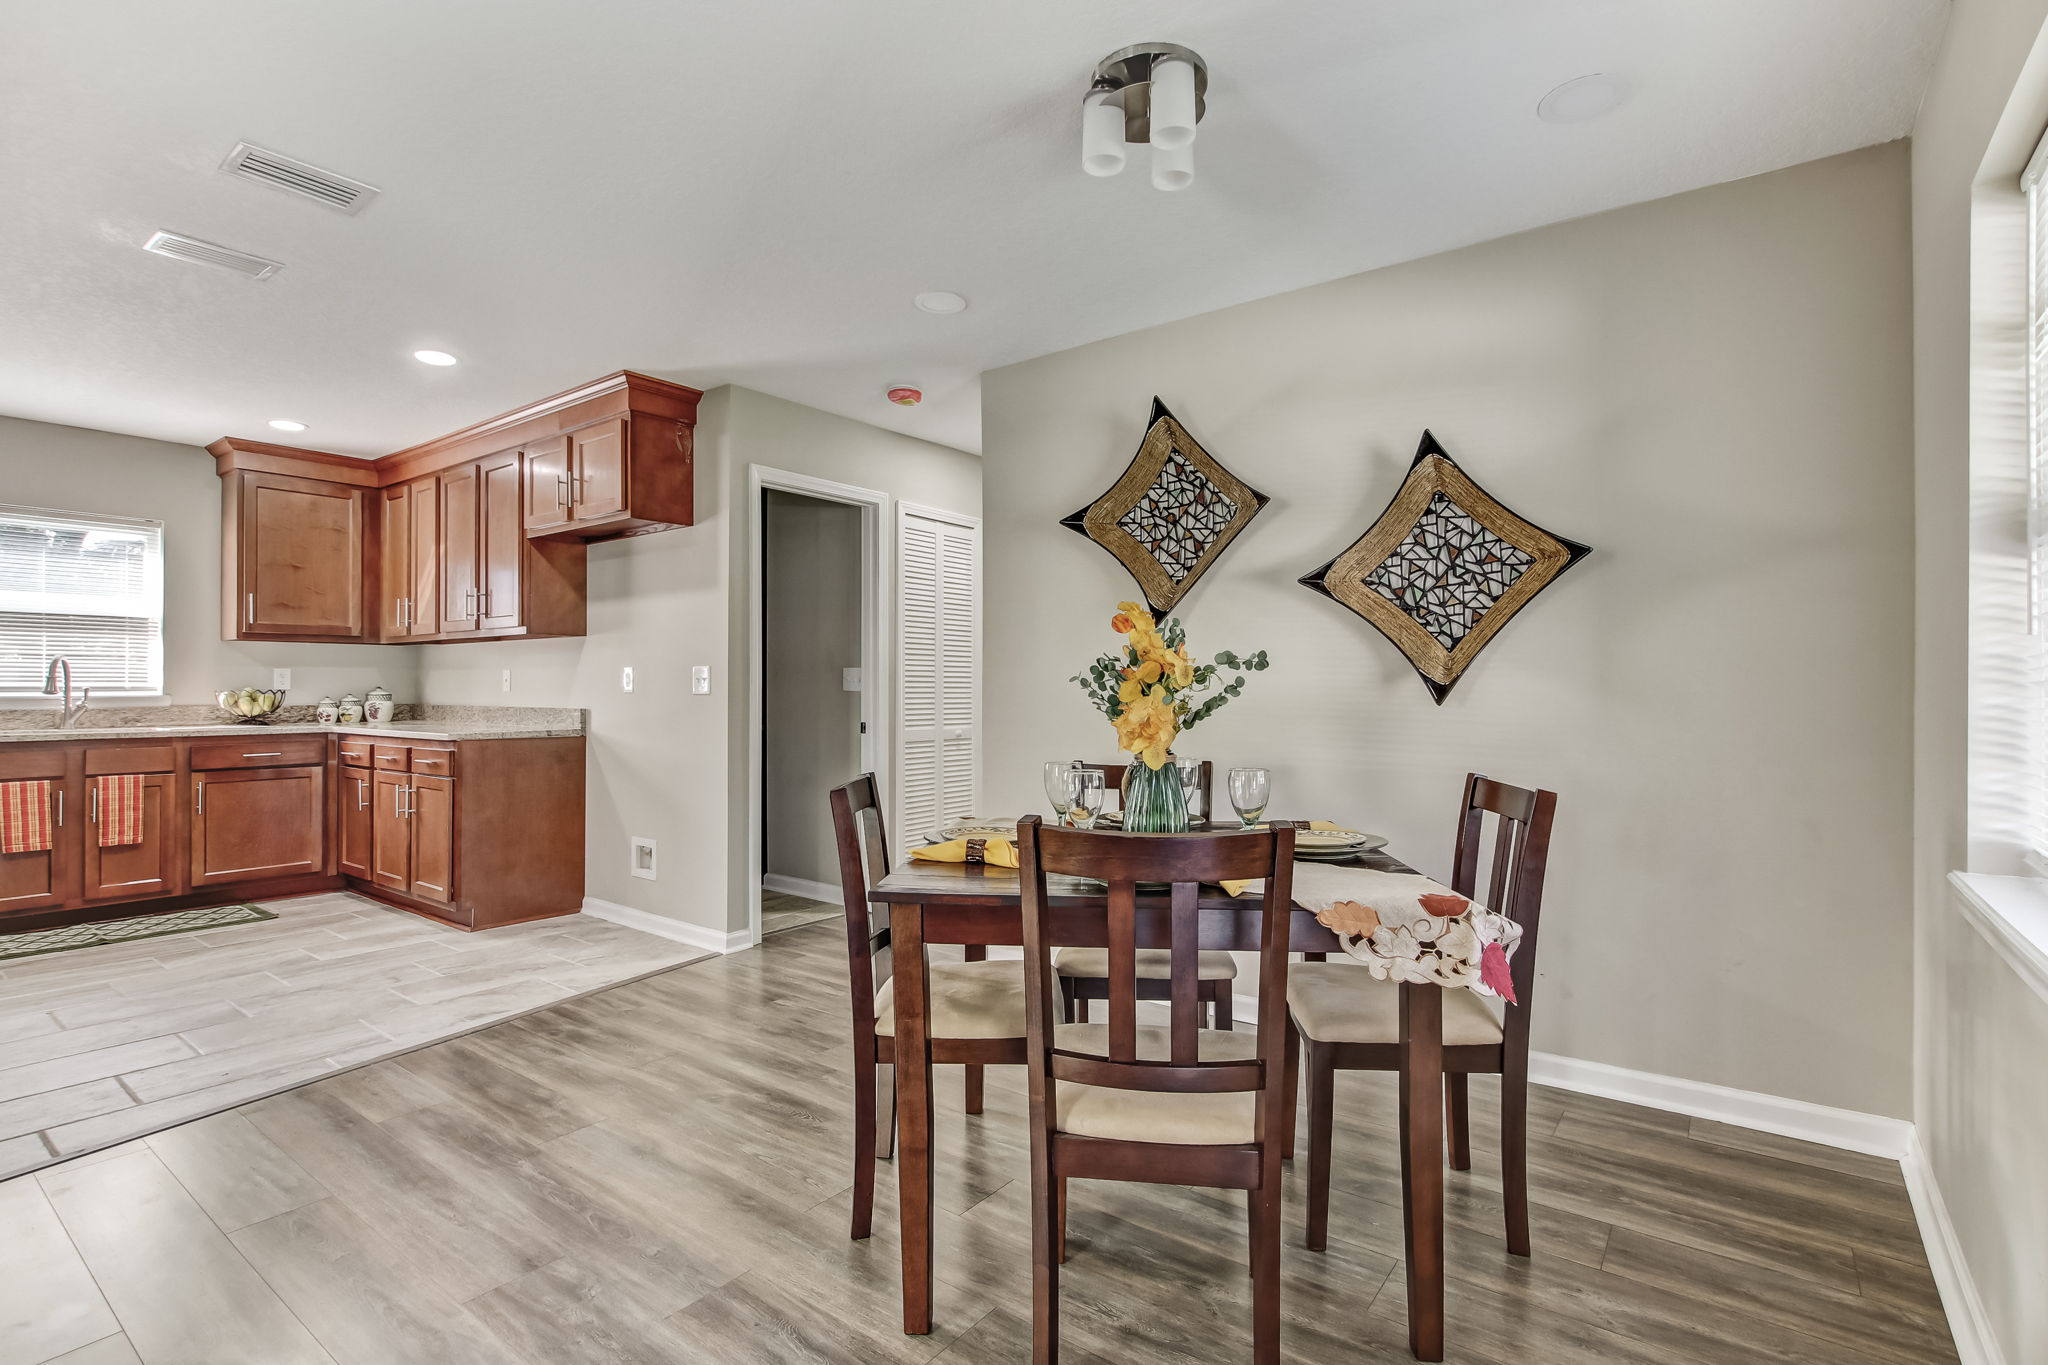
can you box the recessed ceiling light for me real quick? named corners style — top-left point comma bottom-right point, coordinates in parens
top-left (413, 349), bottom-right (458, 366)
top-left (267, 419), bottom-right (308, 432)
top-left (914, 291), bottom-right (968, 316)
top-left (1536, 73), bottom-right (1629, 125)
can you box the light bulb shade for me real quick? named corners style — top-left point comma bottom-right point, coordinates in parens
top-left (1149, 58), bottom-right (1197, 150)
top-left (1081, 92), bottom-right (1127, 177)
top-left (1151, 137), bottom-right (1193, 191)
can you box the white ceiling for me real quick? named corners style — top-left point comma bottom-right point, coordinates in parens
top-left (0, 0), bottom-right (1945, 458)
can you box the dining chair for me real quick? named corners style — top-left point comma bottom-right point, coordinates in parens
top-left (830, 774), bottom-right (1029, 1241)
top-left (1016, 814), bottom-right (1299, 1365)
top-left (1058, 760), bottom-right (1237, 1030)
top-left (1290, 773), bottom-right (1557, 1257)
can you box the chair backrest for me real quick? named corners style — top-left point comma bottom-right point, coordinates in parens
top-left (1448, 773), bottom-right (1558, 1042)
top-left (1017, 816), bottom-right (1296, 1142)
top-left (1078, 760), bottom-right (1213, 818)
top-left (828, 774), bottom-right (892, 1038)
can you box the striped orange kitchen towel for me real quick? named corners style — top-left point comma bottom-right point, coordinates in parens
top-left (96, 773), bottom-right (144, 848)
top-left (0, 780), bottom-right (53, 854)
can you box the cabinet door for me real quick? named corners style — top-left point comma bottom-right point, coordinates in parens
top-left (478, 451), bottom-right (524, 631)
top-left (439, 462), bottom-right (480, 635)
top-left (407, 775), bottom-right (455, 904)
top-left (379, 484), bottom-right (411, 640)
top-left (407, 475), bottom-right (441, 637)
top-left (569, 419), bottom-right (627, 523)
top-left (0, 755), bottom-right (80, 914)
top-left (523, 436), bottom-right (572, 533)
top-left (190, 767), bottom-right (326, 886)
top-left (370, 769), bottom-right (411, 893)
top-left (82, 773), bottom-right (181, 902)
top-left (240, 472), bottom-right (365, 638)
top-left (338, 770), bottom-right (374, 880)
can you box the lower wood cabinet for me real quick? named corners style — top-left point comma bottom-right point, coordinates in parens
top-left (339, 768), bottom-right (374, 880)
top-left (0, 748), bottom-right (75, 914)
top-left (190, 766), bottom-right (327, 887)
top-left (83, 771), bottom-right (181, 903)
top-left (369, 768), bottom-right (452, 904)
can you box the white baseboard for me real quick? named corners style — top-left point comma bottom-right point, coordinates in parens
top-left (1901, 1130), bottom-right (2008, 1365)
top-left (762, 873), bottom-right (841, 904)
top-left (1525, 1050), bottom-right (1913, 1159)
top-left (582, 897), bottom-right (754, 955)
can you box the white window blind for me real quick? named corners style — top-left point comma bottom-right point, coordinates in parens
top-left (895, 506), bottom-right (980, 857)
top-left (0, 505), bottom-right (164, 696)
top-left (2023, 137), bottom-right (2048, 864)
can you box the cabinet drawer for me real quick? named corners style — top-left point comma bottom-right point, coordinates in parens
top-left (84, 744), bottom-right (177, 776)
top-left (372, 745), bottom-right (411, 771)
top-left (0, 749), bottom-right (68, 780)
top-left (188, 736), bottom-right (328, 771)
top-left (338, 739), bottom-right (374, 768)
top-left (407, 747), bottom-right (455, 776)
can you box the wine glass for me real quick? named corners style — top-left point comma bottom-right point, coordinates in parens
top-left (1175, 756), bottom-right (1205, 823)
top-left (1228, 767), bottom-right (1271, 830)
top-left (1043, 760), bottom-right (1079, 826)
top-left (1066, 768), bottom-right (1106, 830)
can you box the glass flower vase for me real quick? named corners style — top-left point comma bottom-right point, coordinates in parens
top-left (1121, 755), bottom-right (1190, 833)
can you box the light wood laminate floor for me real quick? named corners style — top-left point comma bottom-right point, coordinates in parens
top-left (0, 920), bottom-right (1956, 1365)
top-left (0, 892), bottom-right (703, 1177)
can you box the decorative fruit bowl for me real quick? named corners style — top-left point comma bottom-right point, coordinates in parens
top-left (216, 688), bottom-right (286, 723)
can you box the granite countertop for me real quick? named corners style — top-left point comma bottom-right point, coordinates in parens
top-left (0, 704), bottom-right (585, 745)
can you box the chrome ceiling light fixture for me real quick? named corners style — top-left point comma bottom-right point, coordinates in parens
top-left (1081, 43), bottom-right (1208, 192)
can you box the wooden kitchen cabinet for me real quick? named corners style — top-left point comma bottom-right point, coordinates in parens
top-left (190, 766), bottom-right (326, 887)
top-left (443, 448), bottom-right (585, 640)
top-left (523, 414), bottom-right (692, 540)
top-left (221, 469), bottom-right (370, 641)
top-left (82, 771), bottom-right (182, 903)
top-left (370, 769), bottom-right (412, 894)
top-left (379, 477), bottom-right (440, 640)
top-left (338, 766), bottom-right (374, 880)
top-left (0, 748), bottom-right (78, 914)
top-left (407, 775), bottom-right (456, 903)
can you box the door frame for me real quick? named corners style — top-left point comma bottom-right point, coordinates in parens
top-left (745, 465), bottom-right (889, 949)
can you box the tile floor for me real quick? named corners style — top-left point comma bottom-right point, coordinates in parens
top-left (0, 892), bottom-right (703, 1177)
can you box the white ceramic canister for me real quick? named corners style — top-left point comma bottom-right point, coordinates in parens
top-left (316, 696), bottom-right (340, 724)
top-left (364, 685), bottom-right (394, 723)
top-left (338, 693), bottom-right (364, 724)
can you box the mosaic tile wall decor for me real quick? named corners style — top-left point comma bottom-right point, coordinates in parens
top-left (1061, 398), bottom-right (1269, 614)
top-left (1300, 431), bottom-right (1591, 703)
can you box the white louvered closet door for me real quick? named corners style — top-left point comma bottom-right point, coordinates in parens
top-left (896, 506), bottom-right (980, 856)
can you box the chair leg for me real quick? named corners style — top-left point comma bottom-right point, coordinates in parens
top-left (877, 1062), bottom-right (897, 1161)
top-left (1057, 1175), bottom-right (1069, 1264)
top-left (1445, 1073), bottom-right (1471, 1171)
top-left (965, 1064), bottom-right (984, 1115)
top-left (1034, 1160), bottom-right (1062, 1364)
top-left (852, 1050), bottom-right (878, 1240)
top-left (1250, 1168), bottom-right (1283, 1365)
top-left (1305, 1041), bottom-right (1335, 1253)
top-left (1058, 977), bottom-right (1077, 1025)
top-left (1074, 995), bottom-right (1090, 1024)
top-left (1502, 1058), bottom-right (1531, 1256)
top-left (1280, 1019), bottom-right (1300, 1162)
top-left (1212, 984), bottom-right (1234, 1031)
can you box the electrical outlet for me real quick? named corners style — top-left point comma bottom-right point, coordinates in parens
top-left (692, 665), bottom-right (711, 695)
top-left (629, 836), bottom-right (657, 881)
top-left (842, 667), bottom-right (862, 692)
top-left (621, 666), bottom-right (634, 693)
top-left (501, 669), bottom-right (512, 693)
top-left (272, 668), bottom-right (291, 690)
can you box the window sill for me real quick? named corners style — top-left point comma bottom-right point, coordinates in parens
top-left (1948, 871), bottom-right (2048, 1006)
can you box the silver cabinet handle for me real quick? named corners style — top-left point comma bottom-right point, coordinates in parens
top-left (90, 786), bottom-right (98, 823)
top-left (556, 473), bottom-right (568, 510)
top-left (194, 781), bottom-right (203, 814)
top-left (246, 592), bottom-right (255, 625)
top-left (462, 587), bottom-right (477, 620)
top-left (56, 790), bottom-right (64, 827)
top-left (476, 587), bottom-right (489, 619)
top-left (241, 752), bottom-right (282, 758)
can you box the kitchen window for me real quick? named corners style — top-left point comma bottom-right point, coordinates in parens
top-left (0, 504), bottom-right (165, 697)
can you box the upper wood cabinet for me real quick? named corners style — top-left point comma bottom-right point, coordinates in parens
top-left (221, 469), bottom-right (370, 642)
top-left (211, 371), bottom-right (696, 646)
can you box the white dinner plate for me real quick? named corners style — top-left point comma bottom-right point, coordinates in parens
top-left (937, 818), bottom-right (1019, 841)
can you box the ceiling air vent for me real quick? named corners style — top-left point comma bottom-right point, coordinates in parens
top-left (142, 231), bottom-right (283, 280)
top-left (218, 141), bottom-right (380, 215)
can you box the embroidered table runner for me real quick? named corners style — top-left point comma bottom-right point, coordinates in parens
top-left (1225, 863), bottom-right (1521, 1000)
top-left (95, 774), bottom-right (145, 847)
top-left (0, 780), bottom-right (53, 854)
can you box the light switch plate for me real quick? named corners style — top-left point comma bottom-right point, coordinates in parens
top-left (692, 665), bottom-right (711, 695)
top-left (621, 666), bottom-right (634, 693)
top-left (842, 667), bottom-right (862, 692)
top-left (272, 668), bottom-right (291, 690)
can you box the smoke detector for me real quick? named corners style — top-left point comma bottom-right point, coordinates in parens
top-left (219, 142), bottom-right (380, 215)
top-left (142, 231), bottom-right (283, 280)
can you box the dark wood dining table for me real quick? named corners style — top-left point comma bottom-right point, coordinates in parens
top-left (868, 841), bottom-right (1452, 1362)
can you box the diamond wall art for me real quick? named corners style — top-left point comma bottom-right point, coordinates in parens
top-left (1299, 431), bottom-right (1591, 703)
top-left (1061, 398), bottom-right (1269, 614)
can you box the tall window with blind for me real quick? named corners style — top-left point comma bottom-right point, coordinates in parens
top-left (2025, 138), bottom-right (2048, 867)
top-left (0, 506), bottom-right (165, 697)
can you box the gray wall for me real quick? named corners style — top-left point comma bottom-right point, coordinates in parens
top-left (0, 414), bottom-right (413, 708)
top-left (982, 142), bottom-right (1915, 1119)
top-left (763, 490), bottom-right (863, 888)
top-left (1911, 2), bottom-right (2048, 1359)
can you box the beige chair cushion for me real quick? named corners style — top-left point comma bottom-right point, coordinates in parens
top-left (1051, 1022), bottom-right (1261, 1145)
top-left (1052, 947), bottom-right (1238, 981)
top-left (1286, 963), bottom-right (1504, 1046)
top-left (874, 960), bottom-right (1026, 1040)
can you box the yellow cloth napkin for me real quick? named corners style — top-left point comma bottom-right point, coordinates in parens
top-left (910, 837), bottom-right (1019, 868)
top-left (1219, 822), bottom-right (1343, 895)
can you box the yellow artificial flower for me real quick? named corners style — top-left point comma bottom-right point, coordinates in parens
top-left (1112, 684), bottom-right (1179, 769)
